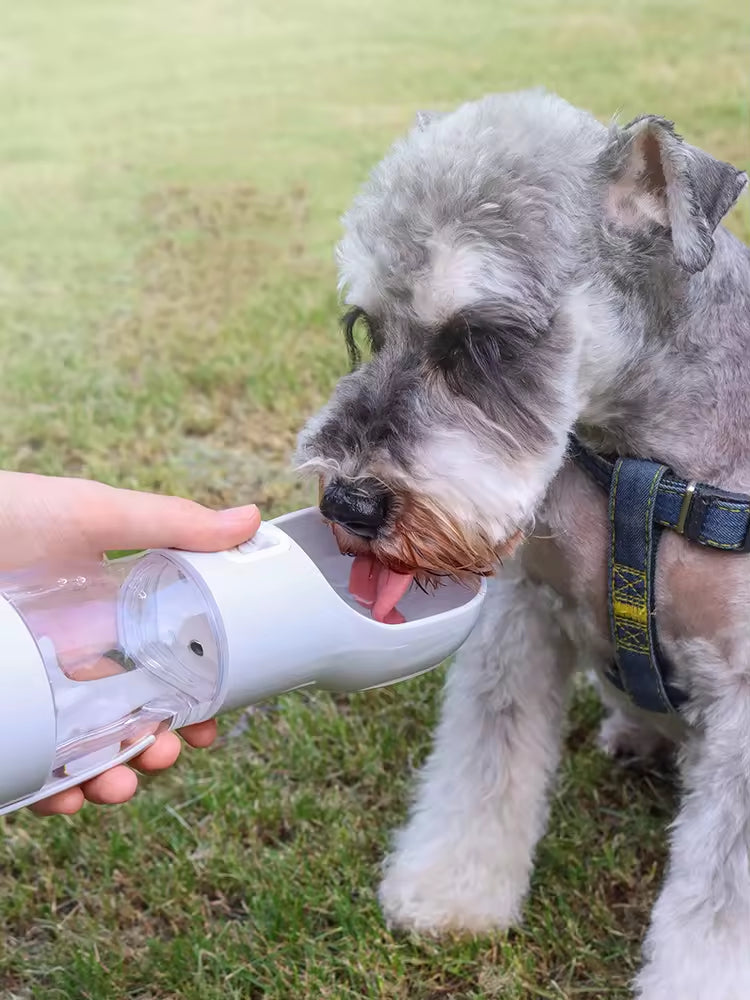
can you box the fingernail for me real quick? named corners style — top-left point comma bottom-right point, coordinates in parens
top-left (219, 503), bottom-right (260, 521)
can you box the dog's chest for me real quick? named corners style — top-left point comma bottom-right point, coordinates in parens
top-left (521, 462), bottom-right (750, 673)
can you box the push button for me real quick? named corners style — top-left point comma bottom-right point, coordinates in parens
top-left (236, 531), bottom-right (281, 556)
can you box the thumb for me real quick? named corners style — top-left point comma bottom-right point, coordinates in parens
top-left (81, 483), bottom-right (261, 554)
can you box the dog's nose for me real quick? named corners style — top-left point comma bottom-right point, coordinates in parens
top-left (320, 479), bottom-right (391, 539)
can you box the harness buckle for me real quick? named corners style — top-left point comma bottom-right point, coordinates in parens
top-left (679, 482), bottom-right (750, 552)
top-left (676, 481), bottom-right (697, 536)
top-left (739, 522), bottom-right (750, 553)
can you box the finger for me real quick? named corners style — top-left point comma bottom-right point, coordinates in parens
top-left (76, 482), bottom-right (261, 553)
top-left (66, 652), bottom-right (124, 682)
top-left (82, 765), bottom-right (139, 804)
top-left (131, 731), bottom-right (182, 773)
top-left (31, 786), bottom-right (85, 816)
top-left (180, 719), bottom-right (218, 748)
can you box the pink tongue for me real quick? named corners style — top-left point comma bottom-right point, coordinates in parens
top-left (349, 554), bottom-right (414, 624)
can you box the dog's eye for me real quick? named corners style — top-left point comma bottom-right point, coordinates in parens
top-left (342, 307), bottom-right (382, 368)
top-left (430, 314), bottom-right (503, 378)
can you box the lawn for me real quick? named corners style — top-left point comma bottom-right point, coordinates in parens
top-left (0, 2), bottom-right (748, 998)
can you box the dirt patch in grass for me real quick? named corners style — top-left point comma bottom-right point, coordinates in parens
top-left (132, 182), bottom-right (308, 336)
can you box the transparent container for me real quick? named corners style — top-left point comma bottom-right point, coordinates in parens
top-left (0, 552), bottom-right (226, 814)
top-left (0, 507), bottom-right (486, 815)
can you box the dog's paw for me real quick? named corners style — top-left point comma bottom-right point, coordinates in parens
top-left (596, 708), bottom-right (673, 762)
top-left (378, 850), bottom-right (527, 935)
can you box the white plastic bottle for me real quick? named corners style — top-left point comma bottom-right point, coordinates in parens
top-left (0, 507), bottom-right (485, 816)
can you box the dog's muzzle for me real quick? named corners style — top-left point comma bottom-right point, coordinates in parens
top-left (317, 474), bottom-right (518, 581)
top-left (319, 478), bottom-right (393, 540)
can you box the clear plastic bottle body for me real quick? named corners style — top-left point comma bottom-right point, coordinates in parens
top-left (1, 552), bottom-right (225, 802)
top-left (0, 508), bottom-right (487, 815)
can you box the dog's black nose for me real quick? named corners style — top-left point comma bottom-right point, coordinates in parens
top-left (320, 479), bottom-right (391, 539)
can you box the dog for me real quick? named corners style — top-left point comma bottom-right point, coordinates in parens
top-left (295, 90), bottom-right (750, 1000)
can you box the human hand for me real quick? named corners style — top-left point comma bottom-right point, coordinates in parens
top-left (0, 470), bottom-right (260, 815)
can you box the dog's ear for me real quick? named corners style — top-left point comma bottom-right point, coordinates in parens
top-left (601, 115), bottom-right (747, 273)
top-left (414, 110), bottom-right (445, 131)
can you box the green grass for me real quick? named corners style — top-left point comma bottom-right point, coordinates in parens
top-left (0, 1), bottom-right (748, 997)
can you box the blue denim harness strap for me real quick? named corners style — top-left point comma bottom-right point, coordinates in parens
top-left (569, 436), bottom-right (750, 715)
top-left (607, 457), bottom-right (685, 712)
top-left (570, 440), bottom-right (750, 552)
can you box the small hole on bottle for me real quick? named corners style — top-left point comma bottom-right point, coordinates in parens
top-left (189, 641), bottom-right (204, 657)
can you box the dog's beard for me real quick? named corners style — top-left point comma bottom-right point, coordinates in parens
top-left (329, 490), bottom-right (522, 583)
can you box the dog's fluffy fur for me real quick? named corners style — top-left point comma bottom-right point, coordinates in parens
top-left (296, 90), bottom-right (750, 999)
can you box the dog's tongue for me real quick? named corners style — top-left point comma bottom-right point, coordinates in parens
top-left (349, 554), bottom-right (413, 625)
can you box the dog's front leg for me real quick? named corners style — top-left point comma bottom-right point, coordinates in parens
top-left (635, 680), bottom-right (750, 1000)
top-left (379, 572), bottom-right (574, 934)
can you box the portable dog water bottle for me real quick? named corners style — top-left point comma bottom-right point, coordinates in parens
top-left (0, 507), bottom-right (485, 816)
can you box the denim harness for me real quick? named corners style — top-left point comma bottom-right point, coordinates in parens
top-left (569, 436), bottom-right (750, 714)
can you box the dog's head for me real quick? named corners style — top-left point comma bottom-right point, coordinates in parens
top-left (296, 90), bottom-right (747, 588)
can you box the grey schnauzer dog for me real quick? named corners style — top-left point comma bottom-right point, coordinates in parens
top-left (296, 90), bottom-right (749, 1000)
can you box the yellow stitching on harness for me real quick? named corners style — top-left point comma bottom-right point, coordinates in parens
top-left (615, 631), bottom-right (650, 654)
top-left (613, 564), bottom-right (645, 599)
top-left (612, 562), bottom-right (648, 644)
top-left (704, 538), bottom-right (738, 550)
top-left (612, 599), bottom-right (648, 625)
